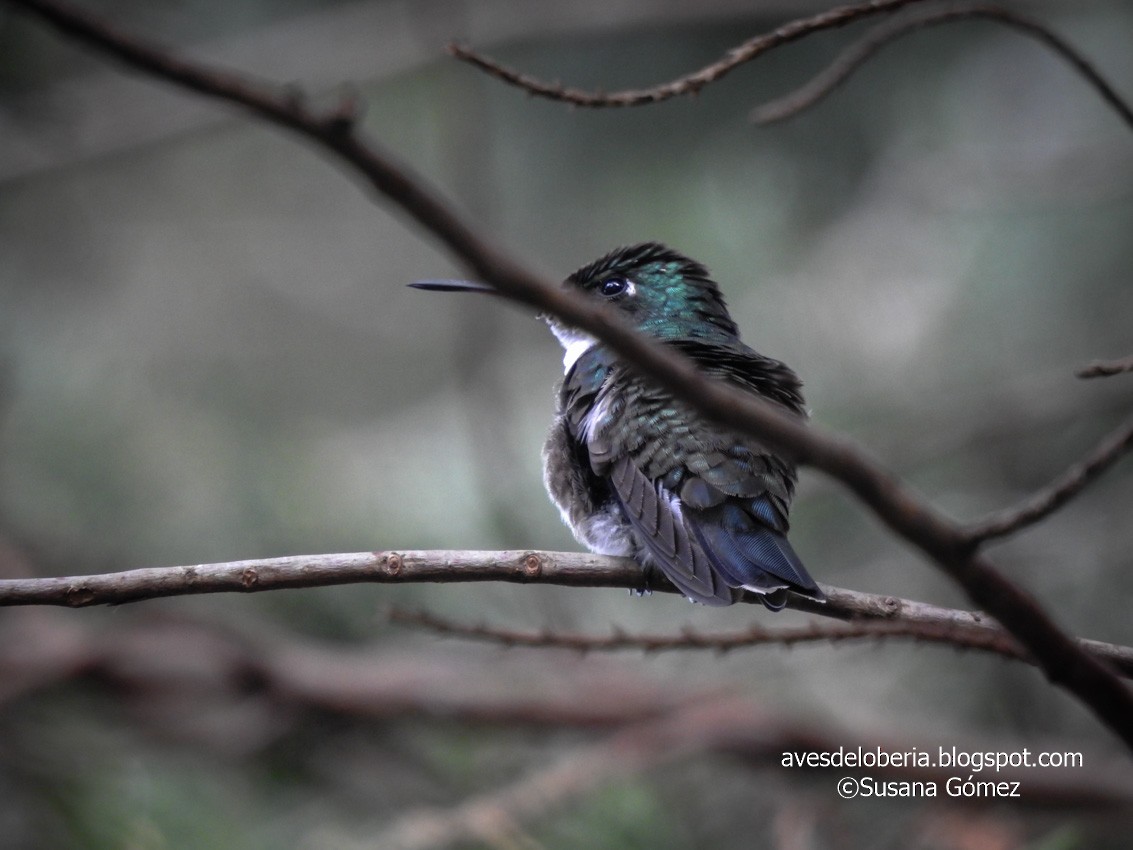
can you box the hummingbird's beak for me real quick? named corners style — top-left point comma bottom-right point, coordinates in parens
top-left (410, 278), bottom-right (548, 323)
top-left (408, 279), bottom-right (497, 294)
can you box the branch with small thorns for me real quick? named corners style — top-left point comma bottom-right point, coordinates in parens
top-left (4, 609), bottom-right (1130, 850)
top-left (5, 0), bottom-right (1133, 749)
top-left (388, 607), bottom-right (1133, 678)
top-left (4, 551), bottom-right (1133, 678)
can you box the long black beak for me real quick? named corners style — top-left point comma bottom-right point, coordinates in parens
top-left (408, 279), bottom-right (496, 294)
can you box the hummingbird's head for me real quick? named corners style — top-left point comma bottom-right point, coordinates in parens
top-left (547, 242), bottom-right (739, 349)
top-left (410, 243), bottom-right (741, 368)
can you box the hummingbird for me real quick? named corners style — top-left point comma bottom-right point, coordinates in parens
top-left (412, 242), bottom-right (823, 609)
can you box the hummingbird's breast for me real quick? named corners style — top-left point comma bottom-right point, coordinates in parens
top-left (542, 355), bottom-right (634, 559)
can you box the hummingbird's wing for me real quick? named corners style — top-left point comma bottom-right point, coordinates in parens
top-left (606, 453), bottom-right (739, 606)
top-left (600, 444), bottom-right (817, 608)
top-left (679, 460), bottom-right (818, 608)
top-left (587, 341), bottom-right (823, 608)
top-left (668, 340), bottom-right (821, 603)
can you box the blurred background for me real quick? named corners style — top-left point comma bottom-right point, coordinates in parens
top-left (2, 0), bottom-right (1133, 847)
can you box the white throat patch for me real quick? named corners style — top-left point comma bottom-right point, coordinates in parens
top-left (552, 327), bottom-right (598, 373)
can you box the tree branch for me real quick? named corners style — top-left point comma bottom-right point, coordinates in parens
top-left (0, 551), bottom-right (631, 607)
top-left (446, 0), bottom-right (934, 108)
top-left (388, 607), bottom-right (1133, 679)
top-left (448, 0), bottom-right (1133, 129)
top-left (7, 0), bottom-right (1133, 749)
top-left (965, 415), bottom-right (1133, 544)
top-left (0, 547), bottom-right (1052, 621)
top-left (6, 610), bottom-right (1130, 847)
top-left (752, 2), bottom-right (1133, 128)
top-left (1078, 354), bottom-right (1133, 379)
top-left (2, 551), bottom-right (1132, 677)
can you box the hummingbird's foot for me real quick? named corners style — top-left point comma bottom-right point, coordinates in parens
top-left (627, 563), bottom-right (657, 598)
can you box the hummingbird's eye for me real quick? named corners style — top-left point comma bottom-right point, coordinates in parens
top-left (598, 276), bottom-right (632, 297)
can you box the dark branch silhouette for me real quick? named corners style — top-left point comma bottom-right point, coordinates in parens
top-left (388, 606), bottom-right (1133, 678)
top-left (965, 415), bottom-right (1133, 544)
top-left (752, 2), bottom-right (1133, 128)
top-left (6, 0), bottom-right (1133, 750)
top-left (446, 0), bottom-right (935, 107)
top-left (1078, 354), bottom-right (1133, 379)
top-left (447, 0), bottom-right (1133, 129)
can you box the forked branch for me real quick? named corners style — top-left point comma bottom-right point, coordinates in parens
top-left (752, 2), bottom-right (1133, 127)
top-left (448, 0), bottom-right (1132, 130)
top-left (447, 0), bottom-right (936, 107)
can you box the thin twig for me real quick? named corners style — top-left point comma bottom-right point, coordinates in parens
top-left (389, 607), bottom-right (1133, 678)
top-left (965, 415), bottom-right (1133, 544)
top-left (1078, 354), bottom-right (1133, 379)
top-left (7, 0), bottom-right (1133, 750)
top-left (450, 0), bottom-right (1133, 128)
top-left (447, 0), bottom-right (932, 107)
top-left (752, 2), bottom-right (1133, 128)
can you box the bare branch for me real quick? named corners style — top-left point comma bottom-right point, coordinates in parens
top-left (7, 0), bottom-right (1133, 749)
top-left (753, 3), bottom-right (1133, 128)
top-left (965, 415), bottom-right (1133, 544)
top-left (3, 553), bottom-right (1132, 678)
top-left (1078, 354), bottom-right (1133, 379)
top-left (0, 551), bottom-right (633, 607)
top-left (446, 0), bottom-right (942, 107)
top-left (0, 547), bottom-right (1053, 624)
top-left (389, 606), bottom-right (1133, 679)
top-left (447, 0), bottom-right (933, 107)
top-left (450, 0), bottom-right (1133, 129)
top-left (6, 610), bottom-right (1130, 841)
